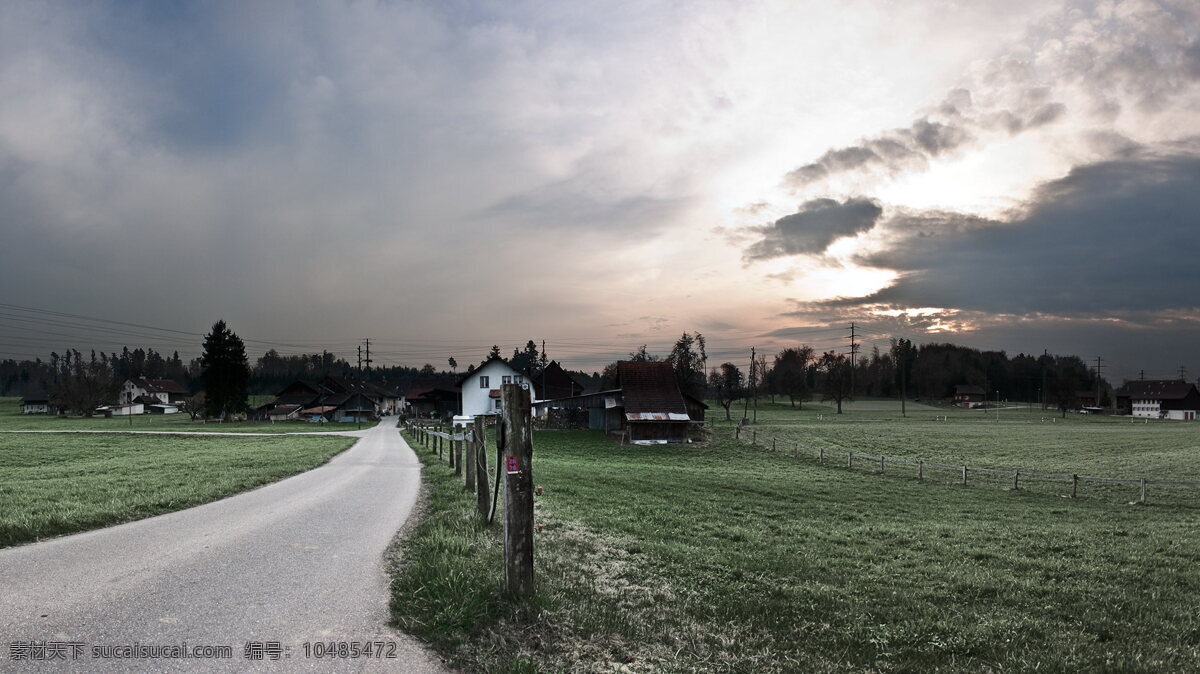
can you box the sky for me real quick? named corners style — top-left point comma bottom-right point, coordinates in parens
top-left (2, 0), bottom-right (1199, 382)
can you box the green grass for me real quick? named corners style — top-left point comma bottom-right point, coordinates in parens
top-left (0, 432), bottom-right (355, 547)
top-left (723, 400), bottom-right (1200, 481)
top-left (391, 425), bottom-right (1200, 672)
top-left (0, 396), bottom-right (364, 433)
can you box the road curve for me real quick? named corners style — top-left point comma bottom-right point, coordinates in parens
top-left (0, 418), bottom-right (449, 672)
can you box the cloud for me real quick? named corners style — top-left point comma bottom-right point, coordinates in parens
top-left (784, 114), bottom-right (977, 188)
top-left (742, 197), bottom-right (883, 262)
top-left (827, 142), bottom-right (1200, 316)
top-left (783, 2), bottom-right (1200, 190)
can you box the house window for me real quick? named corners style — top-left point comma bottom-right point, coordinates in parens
top-left (503, 375), bottom-right (512, 384)
top-left (494, 399), bottom-right (502, 410)
top-left (480, 376), bottom-right (489, 388)
top-left (515, 376), bottom-right (524, 384)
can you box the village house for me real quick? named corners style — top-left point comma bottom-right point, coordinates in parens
top-left (255, 375), bottom-right (398, 422)
top-left (19, 388), bottom-right (54, 415)
top-left (533, 360), bottom-right (706, 443)
top-left (120, 378), bottom-right (189, 406)
top-left (953, 384), bottom-right (986, 407)
top-left (1116, 380), bottom-right (1200, 420)
top-left (402, 385), bottom-right (461, 418)
top-left (456, 356), bottom-right (538, 418)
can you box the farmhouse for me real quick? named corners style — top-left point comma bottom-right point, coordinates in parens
top-left (403, 386), bottom-right (461, 418)
top-left (255, 376), bottom-right (392, 422)
top-left (120, 378), bottom-right (189, 406)
top-left (953, 384), bottom-right (986, 407)
top-left (456, 356), bottom-right (537, 417)
top-left (19, 388), bottom-right (54, 415)
top-left (1116, 380), bottom-right (1200, 420)
top-left (533, 360), bottom-right (706, 443)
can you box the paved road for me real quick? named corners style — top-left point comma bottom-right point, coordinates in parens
top-left (0, 418), bottom-right (449, 672)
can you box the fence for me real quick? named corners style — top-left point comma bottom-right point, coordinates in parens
top-left (729, 425), bottom-right (1200, 505)
top-left (400, 384), bottom-right (536, 596)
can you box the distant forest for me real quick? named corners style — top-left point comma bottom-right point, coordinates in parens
top-left (2, 337), bottom-right (1111, 411)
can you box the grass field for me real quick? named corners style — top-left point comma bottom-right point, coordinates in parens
top-left (0, 396), bottom-right (365, 433)
top-left (391, 423), bottom-right (1200, 673)
top-left (0, 432), bottom-right (355, 547)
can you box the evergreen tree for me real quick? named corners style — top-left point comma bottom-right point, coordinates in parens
top-left (200, 320), bottom-right (250, 420)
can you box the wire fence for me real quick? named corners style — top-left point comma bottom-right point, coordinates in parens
top-left (729, 425), bottom-right (1200, 506)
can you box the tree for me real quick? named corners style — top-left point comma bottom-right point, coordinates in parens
top-left (510, 340), bottom-right (541, 374)
top-left (200, 320), bottom-right (250, 421)
top-left (182, 392), bottom-right (207, 421)
top-left (708, 363), bottom-right (743, 421)
top-left (51, 357), bottom-right (115, 416)
top-left (773, 346), bottom-right (814, 409)
top-left (487, 345), bottom-right (502, 360)
top-left (667, 332), bottom-right (706, 400)
top-left (447, 356), bottom-right (457, 374)
top-left (819, 351), bottom-right (853, 414)
top-left (891, 338), bottom-right (915, 417)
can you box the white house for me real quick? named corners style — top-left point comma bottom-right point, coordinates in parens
top-left (20, 391), bottom-right (53, 414)
top-left (121, 378), bottom-right (189, 406)
top-left (456, 356), bottom-right (538, 418)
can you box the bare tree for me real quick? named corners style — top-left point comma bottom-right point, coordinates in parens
top-left (773, 346), bottom-right (814, 409)
top-left (707, 363), bottom-right (744, 421)
top-left (819, 351), bottom-right (853, 414)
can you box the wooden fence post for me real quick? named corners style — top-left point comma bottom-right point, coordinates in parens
top-left (454, 424), bottom-right (463, 477)
top-left (819, 447), bottom-right (824, 463)
top-left (752, 430), bottom-right (757, 445)
top-left (1013, 471), bottom-right (1019, 490)
top-left (772, 438), bottom-right (776, 452)
top-left (848, 452), bottom-right (853, 469)
top-left (475, 416), bottom-right (489, 519)
top-left (918, 460), bottom-right (923, 480)
top-left (1140, 478), bottom-right (1146, 504)
top-left (1071, 474), bottom-right (1078, 498)
top-left (880, 455), bottom-right (885, 474)
top-left (961, 466), bottom-right (967, 485)
top-left (465, 421), bottom-right (476, 489)
top-left (501, 384), bottom-right (535, 596)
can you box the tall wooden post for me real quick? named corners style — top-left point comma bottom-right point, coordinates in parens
top-left (501, 384), bottom-right (534, 596)
top-left (474, 416), bottom-right (489, 519)
top-left (464, 420), bottom-right (476, 489)
top-left (453, 424), bottom-right (463, 476)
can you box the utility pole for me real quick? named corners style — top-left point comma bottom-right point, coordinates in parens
top-left (357, 345), bottom-right (363, 371)
top-left (739, 345), bottom-right (748, 419)
top-left (1139, 369), bottom-right (1145, 381)
top-left (751, 347), bottom-right (758, 423)
top-left (846, 323), bottom-right (859, 399)
top-left (1094, 356), bottom-right (1103, 408)
top-left (1041, 349), bottom-right (1048, 411)
top-left (1179, 365), bottom-right (1188, 381)
top-left (364, 338), bottom-right (373, 372)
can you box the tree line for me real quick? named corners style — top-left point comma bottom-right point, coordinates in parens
top-left (705, 340), bottom-right (1110, 419)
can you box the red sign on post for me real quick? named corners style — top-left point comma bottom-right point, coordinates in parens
top-left (505, 456), bottom-right (520, 474)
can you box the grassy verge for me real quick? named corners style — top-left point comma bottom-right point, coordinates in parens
top-left (0, 397), bottom-right (365, 433)
top-left (0, 432), bottom-right (355, 547)
top-left (391, 427), bottom-right (1200, 672)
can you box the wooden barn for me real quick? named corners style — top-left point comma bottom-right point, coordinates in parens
top-left (534, 361), bottom-right (705, 443)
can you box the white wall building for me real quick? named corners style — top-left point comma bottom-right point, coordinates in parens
top-left (457, 356), bottom-right (537, 418)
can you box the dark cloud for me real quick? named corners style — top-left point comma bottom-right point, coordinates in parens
top-left (742, 197), bottom-right (883, 262)
top-left (835, 143), bottom-right (1200, 316)
top-left (784, 115), bottom-right (976, 188)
